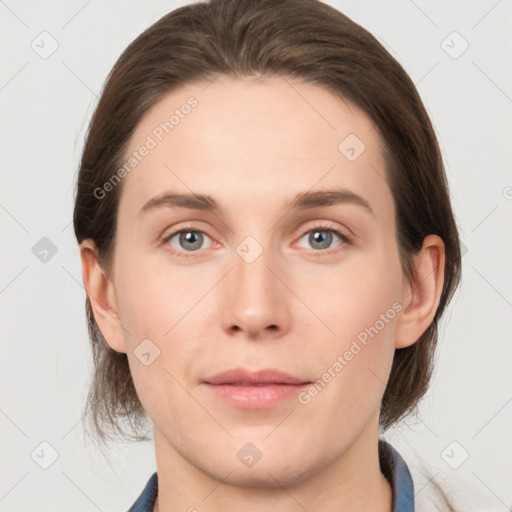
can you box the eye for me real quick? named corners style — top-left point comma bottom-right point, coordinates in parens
top-left (296, 225), bottom-right (352, 253)
top-left (160, 223), bottom-right (352, 259)
top-left (162, 229), bottom-right (214, 257)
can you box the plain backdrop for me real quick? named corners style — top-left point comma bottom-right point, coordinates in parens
top-left (1, 0), bottom-right (511, 510)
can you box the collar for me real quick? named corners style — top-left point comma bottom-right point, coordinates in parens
top-left (379, 439), bottom-right (415, 511)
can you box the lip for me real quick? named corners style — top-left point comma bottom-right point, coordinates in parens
top-left (201, 367), bottom-right (312, 409)
top-left (203, 367), bottom-right (310, 386)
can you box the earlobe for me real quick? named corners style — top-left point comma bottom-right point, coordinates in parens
top-left (79, 239), bottom-right (127, 353)
top-left (394, 235), bottom-right (445, 349)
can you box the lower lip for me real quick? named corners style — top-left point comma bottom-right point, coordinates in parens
top-left (202, 383), bottom-right (310, 409)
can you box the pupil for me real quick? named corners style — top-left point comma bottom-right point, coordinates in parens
top-left (311, 230), bottom-right (331, 249)
top-left (181, 231), bottom-right (202, 250)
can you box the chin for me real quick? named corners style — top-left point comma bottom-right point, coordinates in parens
top-left (205, 458), bottom-right (316, 490)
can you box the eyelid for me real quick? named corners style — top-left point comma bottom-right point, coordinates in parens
top-left (295, 219), bottom-right (353, 239)
top-left (159, 222), bottom-right (216, 251)
top-left (292, 220), bottom-right (353, 253)
top-left (159, 220), bottom-right (354, 258)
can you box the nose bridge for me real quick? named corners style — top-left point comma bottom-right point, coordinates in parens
top-left (223, 231), bottom-right (289, 335)
top-left (233, 232), bottom-right (276, 300)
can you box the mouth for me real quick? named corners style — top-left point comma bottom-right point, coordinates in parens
top-left (222, 382), bottom-right (290, 387)
top-left (201, 367), bottom-right (312, 409)
top-left (203, 367), bottom-right (311, 386)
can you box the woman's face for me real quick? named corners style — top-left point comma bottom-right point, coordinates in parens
top-left (100, 76), bottom-right (409, 486)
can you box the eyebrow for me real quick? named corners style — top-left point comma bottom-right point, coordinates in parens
top-left (139, 188), bottom-right (374, 216)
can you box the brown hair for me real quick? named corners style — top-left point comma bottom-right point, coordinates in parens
top-left (74, 0), bottom-right (461, 452)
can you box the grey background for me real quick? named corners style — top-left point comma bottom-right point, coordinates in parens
top-left (1, 0), bottom-right (511, 510)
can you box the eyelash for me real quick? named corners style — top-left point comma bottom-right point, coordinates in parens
top-left (159, 222), bottom-right (353, 259)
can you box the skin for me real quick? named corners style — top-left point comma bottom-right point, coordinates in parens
top-left (80, 76), bottom-right (445, 512)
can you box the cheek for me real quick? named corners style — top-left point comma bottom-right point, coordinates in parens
top-left (113, 253), bottom-right (206, 392)
top-left (113, 252), bottom-right (196, 343)
top-left (300, 247), bottom-right (402, 342)
top-left (296, 248), bottom-right (402, 399)
top-left (295, 286), bottom-right (399, 437)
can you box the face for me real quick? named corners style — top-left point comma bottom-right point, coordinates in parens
top-left (102, 76), bottom-right (408, 486)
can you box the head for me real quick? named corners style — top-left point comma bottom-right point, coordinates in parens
top-left (74, 0), bottom-right (461, 484)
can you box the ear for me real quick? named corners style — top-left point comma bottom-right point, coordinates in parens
top-left (394, 234), bottom-right (445, 349)
top-left (79, 239), bottom-right (127, 353)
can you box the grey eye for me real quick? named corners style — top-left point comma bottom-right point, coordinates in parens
top-left (169, 230), bottom-right (211, 251)
top-left (297, 229), bottom-right (344, 251)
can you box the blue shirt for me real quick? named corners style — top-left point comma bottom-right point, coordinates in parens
top-left (127, 439), bottom-right (414, 511)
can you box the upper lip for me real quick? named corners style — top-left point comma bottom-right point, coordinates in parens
top-left (203, 367), bottom-right (311, 385)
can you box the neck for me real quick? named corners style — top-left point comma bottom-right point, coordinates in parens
top-left (152, 420), bottom-right (393, 512)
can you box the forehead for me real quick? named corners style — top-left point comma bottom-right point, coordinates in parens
top-left (118, 75), bottom-right (392, 219)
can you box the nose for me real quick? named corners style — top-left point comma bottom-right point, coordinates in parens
top-left (222, 237), bottom-right (291, 340)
